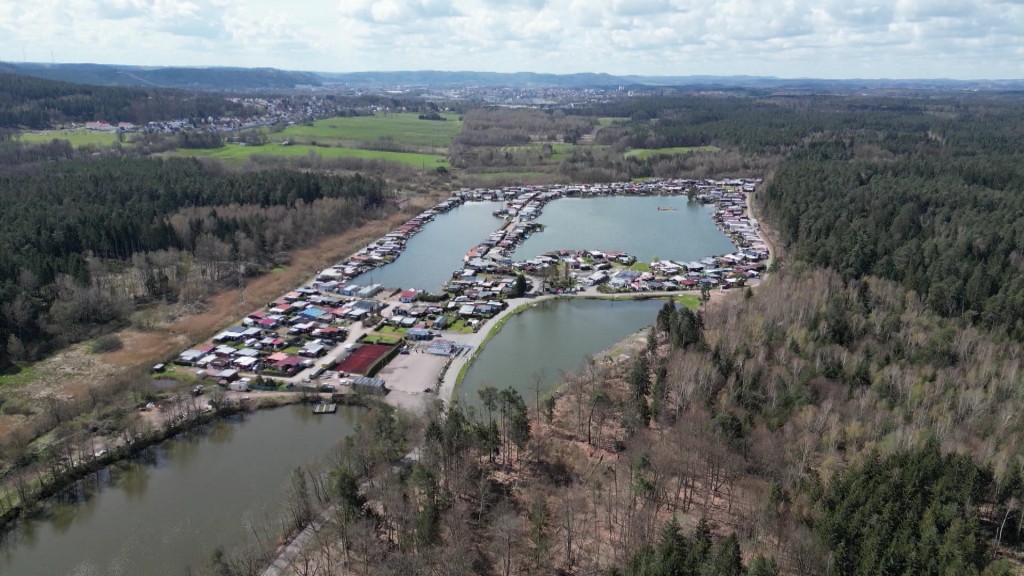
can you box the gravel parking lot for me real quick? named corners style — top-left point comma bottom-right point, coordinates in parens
top-left (375, 350), bottom-right (448, 413)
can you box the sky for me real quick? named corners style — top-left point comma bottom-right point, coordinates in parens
top-left (1, 0), bottom-right (1023, 79)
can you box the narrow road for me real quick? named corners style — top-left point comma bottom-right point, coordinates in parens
top-left (260, 509), bottom-right (334, 576)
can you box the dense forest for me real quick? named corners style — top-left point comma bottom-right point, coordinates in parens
top-left (0, 157), bottom-right (387, 368)
top-left (0, 71), bottom-right (252, 129)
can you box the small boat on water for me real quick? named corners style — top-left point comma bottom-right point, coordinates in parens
top-left (657, 206), bottom-right (677, 211)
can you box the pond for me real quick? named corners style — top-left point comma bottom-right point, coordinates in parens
top-left (351, 201), bottom-right (502, 291)
top-left (512, 196), bottom-right (734, 262)
top-left (457, 298), bottom-right (665, 412)
top-left (0, 404), bottom-right (363, 576)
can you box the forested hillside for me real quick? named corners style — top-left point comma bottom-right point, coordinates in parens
top-left (763, 136), bottom-right (1024, 337)
top-left (0, 71), bottom-right (251, 129)
top-left (0, 157), bottom-right (387, 368)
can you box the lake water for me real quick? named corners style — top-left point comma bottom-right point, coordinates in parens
top-left (352, 196), bottom-right (734, 292)
top-left (0, 405), bottom-right (363, 576)
top-left (351, 201), bottom-right (503, 291)
top-left (512, 196), bottom-right (734, 262)
top-left (457, 298), bottom-right (664, 412)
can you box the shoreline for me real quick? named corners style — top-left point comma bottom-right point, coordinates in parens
top-left (441, 290), bottom-right (701, 407)
top-left (0, 392), bottom-right (380, 533)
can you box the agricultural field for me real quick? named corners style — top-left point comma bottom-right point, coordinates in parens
top-left (276, 112), bottom-right (462, 151)
top-left (624, 145), bottom-right (721, 158)
top-left (176, 143), bottom-right (450, 169)
top-left (18, 129), bottom-right (125, 148)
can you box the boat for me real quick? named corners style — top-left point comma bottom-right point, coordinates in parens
top-left (657, 206), bottom-right (677, 211)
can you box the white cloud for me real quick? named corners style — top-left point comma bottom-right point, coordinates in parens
top-left (0, 0), bottom-right (1021, 79)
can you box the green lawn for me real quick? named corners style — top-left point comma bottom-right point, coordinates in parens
top-left (19, 130), bottom-right (124, 148)
top-left (360, 333), bottom-right (402, 345)
top-left (447, 318), bottom-right (476, 334)
top-left (625, 146), bottom-right (721, 158)
top-left (675, 294), bottom-right (702, 309)
top-left (277, 113), bottom-right (462, 150)
top-left (177, 143), bottom-right (449, 169)
top-left (0, 365), bottom-right (39, 388)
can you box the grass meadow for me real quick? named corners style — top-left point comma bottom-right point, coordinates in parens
top-left (18, 130), bottom-right (124, 148)
top-left (276, 113), bottom-right (462, 150)
top-left (624, 145), bottom-right (721, 158)
top-left (177, 143), bottom-right (450, 169)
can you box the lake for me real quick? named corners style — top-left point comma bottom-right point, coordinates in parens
top-left (457, 298), bottom-right (665, 412)
top-left (352, 196), bottom-right (735, 292)
top-left (0, 405), bottom-right (363, 576)
top-left (351, 201), bottom-right (503, 291)
top-left (512, 195), bottom-right (734, 262)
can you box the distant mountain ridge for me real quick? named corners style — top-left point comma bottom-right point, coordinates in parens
top-left (3, 62), bottom-right (1023, 92)
top-left (0, 62), bottom-right (322, 91)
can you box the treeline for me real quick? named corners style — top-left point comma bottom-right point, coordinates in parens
top-left (763, 134), bottom-right (1024, 338)
top-left (0, 157), bottom-right (387, 369)
top-left (451, 108), bottom-right (596, 169)
top-left (0, 71), bottom-right (252, 129)
top-left (556, 146), bottom-right (776, 182)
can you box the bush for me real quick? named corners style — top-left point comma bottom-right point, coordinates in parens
top-left (90, 334), bottom-right (124, 354)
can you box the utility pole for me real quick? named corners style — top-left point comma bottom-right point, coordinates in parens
top-left (238, 262), bottom-right (246, 303)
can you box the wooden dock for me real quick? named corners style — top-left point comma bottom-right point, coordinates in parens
top-left (312, 403), bottom-right (337, 414)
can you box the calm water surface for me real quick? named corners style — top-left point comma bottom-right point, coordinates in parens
top-left (512, 196), bottom-right (734, 261)
top-left (458, 298), bottom-right (664, 411)
top-left (0, 405), bottom-right (363, 576)
top-left (352, 201), bottom-right (503, 291)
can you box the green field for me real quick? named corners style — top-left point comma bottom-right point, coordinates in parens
top-left (625, 146), bottom-right (721, 158)
top-left (0, 365), bottom-right (38, 388)
top-left (19, 130), bottom-right (124, 148)
top-left (675, 294), bottom-right (701, 309)
top-left (178, 143), bottom-right (450, 169)
top-left (361, 333), bottom-right (403, 345)
top-left (276, 113), bottom-right (462, 150)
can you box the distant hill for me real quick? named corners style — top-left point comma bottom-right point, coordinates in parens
top-left (1, 62), bottom-right (321, 91)
top-left (4, 62), bottom-right (1023, 93)
top-left (0, 69), bottom-right (248, 129)
top-left (316, 70), bottom-right (1024, 92)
